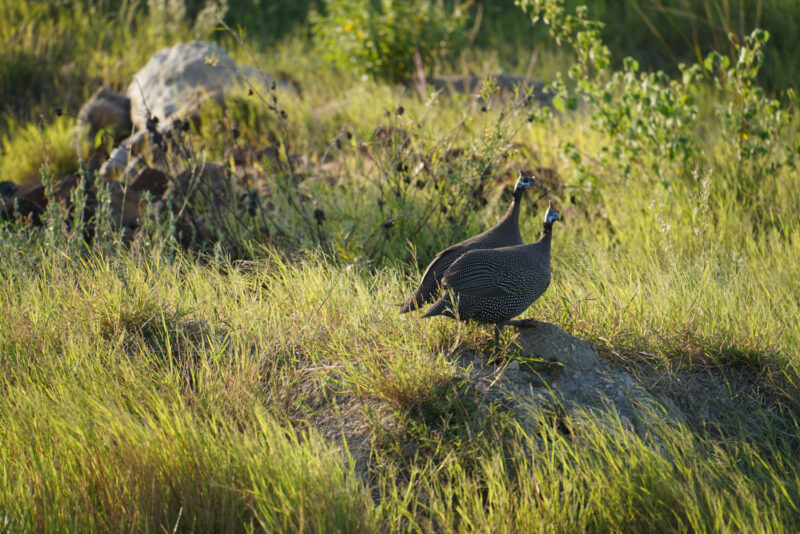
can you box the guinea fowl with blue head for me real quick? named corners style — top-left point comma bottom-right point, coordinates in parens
top-left (422, 200), bottom-right (560, 348)
top-left (400, 170), bottom-right (538, 313)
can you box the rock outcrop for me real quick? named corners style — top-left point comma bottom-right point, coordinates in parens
top-left (127, 41), bottom-right (276, 132)
top-left (98, 41), bottom-right (282, 180)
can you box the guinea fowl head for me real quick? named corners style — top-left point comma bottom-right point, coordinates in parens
top-left (544, 200), bottom-right (560, 225)
top-left (513, 170), bottom-right (537, 197)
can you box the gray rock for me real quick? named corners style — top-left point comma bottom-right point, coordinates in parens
top-left (96, 42), bottom-right (281, 180)
top-left (127, 41), bottom-right (278, 132)
top-left (100, 145), bottom-right (131, 179)
top-left (547, 363), bottom-right (644, 424)
top-left (511, 319), bottom-right (598, 368)
top-left (78, 87), bottom-right (132, 143)
top-left (106, 182), bottom-right (142, 229)
top-left (95, 42), bottom-right (284, 180)
top-left (98, 131), bottom-right (150, 180)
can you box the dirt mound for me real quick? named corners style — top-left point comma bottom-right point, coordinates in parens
top-left (460, 320), bottom-right (676, 431)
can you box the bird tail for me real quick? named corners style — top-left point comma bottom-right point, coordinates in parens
top-left (421, 296), bottom-right (452, 319)
top-left (399, 297), bottom-right (416, 314)
top-left (400, 282), bottom-right (436, 313)
top-left (399, 293), bottom-right (425, 313)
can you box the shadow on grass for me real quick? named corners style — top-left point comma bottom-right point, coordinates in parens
top-left (599, 334), bottom-right (800, 461)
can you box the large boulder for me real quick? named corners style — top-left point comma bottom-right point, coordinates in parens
top-left (127, 41), bottom-right (277, 132)
top-left (99, 42), bottom-right (281, 180)
top-left (457, 322), bottom-right (675, 433)
top-left (13, 175), bottom-right (88, 209)
top-left (173, 162), bottom-right (228, 197)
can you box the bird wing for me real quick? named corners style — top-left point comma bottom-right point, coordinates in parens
top-left (418, 243), bottom-right (465, 285)
top-left (441, 249), bottom-right (519, 298)
top-left (400, 244), bottom-right (467, 312)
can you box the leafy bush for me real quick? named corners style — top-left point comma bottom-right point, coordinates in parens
top-left (579, 0), bottom-right (800, 93)
top-left (519, 0), bottom-right (796, 213)
top-left (311, 0), bottom-right (469, 82)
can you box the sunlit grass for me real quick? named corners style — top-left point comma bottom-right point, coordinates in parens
top-left (2, 0), bottom-right (800, 531)
top-left (1, 243), bottom-right (798, 531)
top-left (0, 116), bottom-right (89, 184)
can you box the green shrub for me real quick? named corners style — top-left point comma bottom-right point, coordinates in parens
top-left (311, 0), bottom-right (469, 83)
top-left (580, 0), bottom-right (800, 93)
top-left (519, 0), bottom-right (796, 214)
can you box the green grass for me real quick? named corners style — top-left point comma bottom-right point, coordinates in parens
top-left (0, 0), bottom-right (221, 133)
top-left (2, 0), bottom-right (800, 531)
top-left (1, 243), bottom-right (798, 531)
top-left (0, 116), bottom-right (89, 184)
top-left (4, 0), bottom-right (800, 133)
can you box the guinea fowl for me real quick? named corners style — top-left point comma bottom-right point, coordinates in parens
top-left (400, 170), bottom-right (537, 313)
top-left (422, 200), bottom-right (560, 348)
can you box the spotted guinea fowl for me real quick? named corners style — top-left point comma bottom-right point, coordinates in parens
top-left (422, 200), bottom-right (560, 347)
top-left (400, 170), bottom-right (537, 313)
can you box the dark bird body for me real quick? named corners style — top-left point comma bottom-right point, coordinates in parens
top-left (423, 201), bottom-right (560, 346)
top-left (400, 171), bottom-right (536, 313)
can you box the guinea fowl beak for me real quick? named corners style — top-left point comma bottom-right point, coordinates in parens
top-left (546, 200), bottom-right (560, 222)
top-left (515, 171), bottom-right (537, 192)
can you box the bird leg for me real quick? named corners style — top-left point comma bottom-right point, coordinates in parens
top-left (493, 324), bottom-right (503, 353)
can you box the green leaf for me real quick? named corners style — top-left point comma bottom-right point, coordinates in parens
top-left (566, 95), bottom-right (578, 110)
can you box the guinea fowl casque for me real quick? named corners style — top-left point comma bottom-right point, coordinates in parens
top-left (422, 200), bottom-right (560, 348)
top-left (400, 170), bottom-right (537, 313)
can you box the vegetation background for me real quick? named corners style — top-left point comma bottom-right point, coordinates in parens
top-left (1, 0), bottom-right (799, 532)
